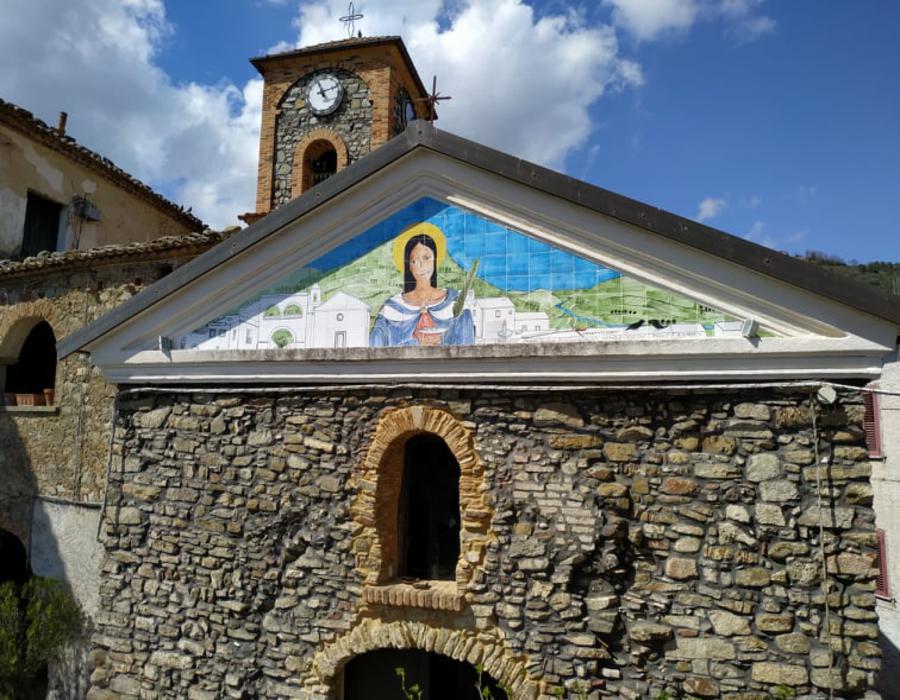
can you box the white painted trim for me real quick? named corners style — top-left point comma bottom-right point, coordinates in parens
top-left (84, 150), bottom-right (900, 381)
top-left (95, 336), bottom-right (888, 384)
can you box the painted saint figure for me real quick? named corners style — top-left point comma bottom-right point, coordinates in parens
top-left (370, 223), bottom-right (475, 347)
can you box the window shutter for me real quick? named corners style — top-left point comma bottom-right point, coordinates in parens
top-left (876, 528), bottom-right (890, 598)
top-left (863, 391), bottom-right (883, 458)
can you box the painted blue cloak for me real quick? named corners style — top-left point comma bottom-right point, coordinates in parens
top-left (370, 289), bottom-right (475, 347)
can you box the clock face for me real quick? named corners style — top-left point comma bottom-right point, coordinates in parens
top-left (307, 74), bottom-right (344, 116)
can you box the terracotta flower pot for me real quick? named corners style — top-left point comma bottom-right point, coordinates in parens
top-left (16, 393), bottom-right (45, 406)
top-left (43, 388), bottom-right (55, 406)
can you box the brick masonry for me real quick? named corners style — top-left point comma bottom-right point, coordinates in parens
top-left (251, 43), bottom-right (428, 217)
top-left (86, 387), bottom-right (881, 699)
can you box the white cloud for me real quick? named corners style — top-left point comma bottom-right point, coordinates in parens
top-left (0, 0), bottom-right (644, 229)
top-left (719, 0), bottom-right (776, 43)
top-left (696, 196), bottom-right (727, 222)
top-left (605, 0), bottom-right (775, 43)
top-left (288, 0), bottom-right (643, 169)
top-left (745, 220), bottom-right (765, 241)
top-left (603, 0), bottom-right (699, 42)
top-left (0, 0), bottom-right (260, 229)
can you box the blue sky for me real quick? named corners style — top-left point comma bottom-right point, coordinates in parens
top-left (1, 1), bottom-right (897, 263)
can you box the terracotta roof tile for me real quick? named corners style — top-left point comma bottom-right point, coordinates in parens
top-left (0, 230), bottom-right (233, 280)
top-left (0, 98), bottom-right (204, 230)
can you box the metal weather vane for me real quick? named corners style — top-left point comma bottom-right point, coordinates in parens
top-left (339, 2), bottom-right (364, 38)
top-left (415, 76), bottom-right (451, 122)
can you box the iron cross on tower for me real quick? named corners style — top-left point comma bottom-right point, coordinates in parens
top-left (415, 76), bottom-right (452, 122)
top-left (339, 2), bottom-right (364, 38)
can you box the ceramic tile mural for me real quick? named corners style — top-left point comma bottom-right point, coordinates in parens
top-left (176, 198), bottom-right (754, 351)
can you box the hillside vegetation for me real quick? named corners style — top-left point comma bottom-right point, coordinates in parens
top-left (801, 251), bottom-right (900, 296)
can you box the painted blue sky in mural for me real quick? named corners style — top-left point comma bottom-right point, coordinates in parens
top-left (313, 198), bottom-right (619, 292)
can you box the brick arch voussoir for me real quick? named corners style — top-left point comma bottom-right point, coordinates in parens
top-left (352, 405), bottom-right (490, 587)
top-left (308, 619), bottom-right (539, 700)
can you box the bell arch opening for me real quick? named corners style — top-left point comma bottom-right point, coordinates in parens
top-left (342, 649), bottom-right (508, 700)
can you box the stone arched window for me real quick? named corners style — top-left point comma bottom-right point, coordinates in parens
top-left (2, 319), bottom-right (57, 405)
top-left (291, 129), bottom-right (350, 198)
top-left (352, 406), bottom-right (491, 611)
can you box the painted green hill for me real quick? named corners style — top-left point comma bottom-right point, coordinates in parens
top-left (232, 240), bottom-right (735, 332)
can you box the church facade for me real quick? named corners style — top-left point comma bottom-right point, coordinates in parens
top-left (52, 37), bottom-right (899, 700)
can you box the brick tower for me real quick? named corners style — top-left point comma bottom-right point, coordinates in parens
top-left (241, 36), bottom-right (430, 224)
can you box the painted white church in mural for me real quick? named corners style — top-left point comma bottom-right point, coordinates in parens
top-left (179, 285), bottom-right (371, 351)
top-left (180, 287), bottom-right (748, 351)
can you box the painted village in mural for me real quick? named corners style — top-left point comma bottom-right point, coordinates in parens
top-left (176, 198), bottom-right (756, 352)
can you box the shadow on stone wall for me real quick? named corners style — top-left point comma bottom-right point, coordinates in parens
top-left (0, 409), bottom-right (90, 699)
top-left (877, 630), bottom-right (899, 695)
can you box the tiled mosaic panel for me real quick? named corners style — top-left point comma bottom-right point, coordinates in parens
top-left (175, 197), bottom-right (747, 351)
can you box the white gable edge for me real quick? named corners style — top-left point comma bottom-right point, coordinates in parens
top-left (85, 149), bottom-right (898, 380)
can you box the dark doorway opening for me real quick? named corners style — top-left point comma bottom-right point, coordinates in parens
top-left (21, 192), bottom-right (63, 258)
top-left (343, 649), bottom-right (507, 700)
top-left (4, 321), bottom-right (57, 395)
top-left (0, 528), bottom-right (29, 586)
top-left (398, 434), bottom-right (460, 580)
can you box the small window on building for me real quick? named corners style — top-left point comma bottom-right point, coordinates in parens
top-left (4, 321), bottom-right (56, 397)
top-left (876, 529), bottom-right (889, 598)
top-left (863, 390), bottom-right (883, 458)
top-left (398, 434), bottom-right (461, 580)
top-left (22, 192), bottom-right (63, 258)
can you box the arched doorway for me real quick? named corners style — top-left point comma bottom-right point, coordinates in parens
top-left (343, 649), bottom-right (508, 700)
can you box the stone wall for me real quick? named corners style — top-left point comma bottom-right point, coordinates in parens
top-left (87, 387), bottom-right (881, 699)
top-left (271, 69), bottom-right (373, 208)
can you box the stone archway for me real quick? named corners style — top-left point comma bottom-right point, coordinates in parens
top-left (350, 405), bottom-right (492, 591)
top-left (305, 619), bottom-right (539, 700)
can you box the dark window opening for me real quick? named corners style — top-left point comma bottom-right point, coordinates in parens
top-left (309, 147), bottom-right (337, 185)
top-left (4, 321), bottom-right (57, 395)
top-left (398, 434), bottom-right (460, 580)
top-left (344, 649), bottom-right (507, 700)
top-left (22, 192), bottom-right (63, 258)
top-left (301, 140), bottom-right (339, 192)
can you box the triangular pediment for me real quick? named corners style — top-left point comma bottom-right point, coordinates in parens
top-left (175, 197), bottom-right (754, 354)
top-left (66, 136), bottom-right (897, 384)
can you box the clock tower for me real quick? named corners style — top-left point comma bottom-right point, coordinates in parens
top-left (241, 36), bottom-right (430, 225)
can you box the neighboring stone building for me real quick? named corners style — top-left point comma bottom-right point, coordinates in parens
top-left (63, 114), bottom-right (900, 699)
top-left (0, 94), bottom-right (212, 696)
top-left (0, 233), bottom-right (229, 696)
top-left (0, 98), bottom-right (201, 259)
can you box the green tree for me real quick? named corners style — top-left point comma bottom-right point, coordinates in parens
top-left (0, 577), bottom-right (83, 699)
top-left (271, 329), bottom-right (294, 348)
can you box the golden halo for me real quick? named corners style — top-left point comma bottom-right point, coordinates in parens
top-left (391, 222), bottom-right (447, 273)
